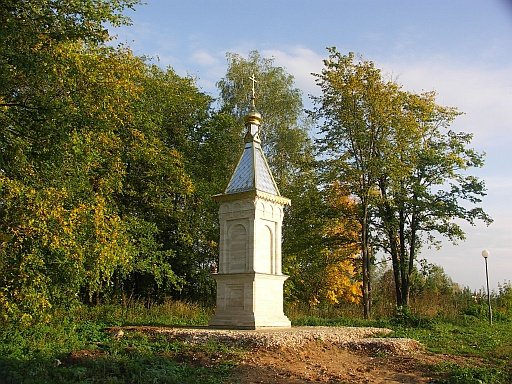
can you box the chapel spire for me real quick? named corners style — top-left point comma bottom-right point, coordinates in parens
top-left (244, 74), bottom-right (262, 143)
top-left (222, 75), bottom-right (283, 197)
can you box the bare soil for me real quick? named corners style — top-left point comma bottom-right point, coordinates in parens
top-left (107, 326), bottom-right (481, 383)
top-left (230, 341), bottom-right (454, 384)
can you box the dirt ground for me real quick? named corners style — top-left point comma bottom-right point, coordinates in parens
top-left (109, 326), bottom-right (478, 384)
top-left (229, 340), bottom-right (456, 384)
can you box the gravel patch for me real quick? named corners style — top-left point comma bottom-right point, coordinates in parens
top-left (108, 325), bottom-right (420, 353)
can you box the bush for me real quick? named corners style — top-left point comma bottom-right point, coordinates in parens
top-left (496, 282), bottom-right (512, 320)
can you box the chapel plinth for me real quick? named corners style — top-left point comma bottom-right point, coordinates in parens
top-left (209, 85), bottom-right (291, 329)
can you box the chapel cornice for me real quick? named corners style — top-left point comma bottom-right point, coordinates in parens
top-left (212, 190), bottom-right (290, 206)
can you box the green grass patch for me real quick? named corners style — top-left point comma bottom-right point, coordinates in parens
top-left (291, 314), bottom-right (389, 328)
top-left (0, 303), bottom-right (239, 384)
top-left (390, 318), bottom-right (512, 383)
top-left (391, 319), bottom-right (512, 358)
top-left (433, 362), bottom-right (509, 384)
top-left (2, 300), bottom-right (511, 383)
top-left (71, 299), bottom-right (212, 327)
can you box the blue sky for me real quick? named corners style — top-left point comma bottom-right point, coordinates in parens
top-left (112, 0), bottom-right (512, 290)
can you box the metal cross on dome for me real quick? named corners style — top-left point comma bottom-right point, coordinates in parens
top-left (249, 74), bottom-right (258, 100)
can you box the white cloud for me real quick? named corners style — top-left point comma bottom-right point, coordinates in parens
top-left (255, 47), bottom-right (512, 157)
top-left (261, 47), bottom-right (324, 97)
top-left (252, 48), bottom-right (512, 151)
top-left (178, 46), bottom-right (326, 101)
top-left (378, 58), bottom-right (512, 146)
top-left (191, 50), bottom-right (219, 67)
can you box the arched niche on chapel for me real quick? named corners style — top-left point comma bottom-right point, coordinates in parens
top-left (227, 223), bottom-right (248, 273)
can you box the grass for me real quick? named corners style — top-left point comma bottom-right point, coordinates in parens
top-left (1, 300), bottom-right (511, 383)
top-left (0, 326), bottom-right (240, 384)
top-left (431, 363), bottom-right (509, 384)
top-left (391, 318), bottom-right (512, 384)
top-left (71, 299), bottom-right (212, 327)
top-left (392, 318), bottom-right (511, 357)
top-left (0, 302), bottom-right (238, 384)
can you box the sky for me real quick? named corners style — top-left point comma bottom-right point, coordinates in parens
top-left (112, 0), bottom-right (512, 291)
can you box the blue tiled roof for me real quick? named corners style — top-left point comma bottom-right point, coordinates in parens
top-left (225, 141), bottom-right (279, 196)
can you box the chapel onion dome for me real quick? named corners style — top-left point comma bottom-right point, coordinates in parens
top-left (244, 107), bottom-right (262, 126)
top-left (243, 94), bottom-right (263, 143)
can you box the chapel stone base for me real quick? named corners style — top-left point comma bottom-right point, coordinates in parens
top-left (209, 272), bottom-right (291, 329)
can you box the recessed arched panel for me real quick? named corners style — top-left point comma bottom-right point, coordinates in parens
top-left (228, 223), bottom-right (247, 272)
top-left (256, 224), bottom-right (273, 274)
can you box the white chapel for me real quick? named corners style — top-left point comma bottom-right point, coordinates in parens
top-left (209, 80), bottom-right (291, 329)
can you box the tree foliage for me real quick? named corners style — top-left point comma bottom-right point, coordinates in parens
top-left (374, 90), bottom-right (492, 307)
top-left (312, 48), bottom-right (491, 314)
top-left (0, 0), bottom-right (236, 322)
top-left (1, 0), bottom-right (140, 322)
top-left (284, 176), bottom-right (361, 306)
top-left (312, 49), bottom-right (396, 317)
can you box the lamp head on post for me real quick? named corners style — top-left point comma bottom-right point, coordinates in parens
top-left (482, 249), bottom-right (490, 259)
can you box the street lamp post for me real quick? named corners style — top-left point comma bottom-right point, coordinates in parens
top-left (481, 249), bottom-right (492, 325)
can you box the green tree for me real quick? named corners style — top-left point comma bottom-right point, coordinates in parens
top-left (284, 176), bottom-right (361, 307)
top-left (112, 64), bottom-right (209, 303)
top-left (0, 40), bottom-right (148, 320)
top-left (0, 0), bottom-right (142, 322)
top-left (283, 165), bottom-right (328, 305)
top-left (0, 0), bottom-right (138, 112)
top-left (312, 48), bottom-right (491, 314)
top-left (0, 0), bottom-right (257, 319)
top-left (374, 90), bottom-right (491, 308)
top-left (124, 65), bottom-right (240, 304)
top-left (178, 111), bottom-right (242, 303)
top-left (0, 0), bottom-right (218, 319)
top-left (312, 49), bottom-right (396, 318)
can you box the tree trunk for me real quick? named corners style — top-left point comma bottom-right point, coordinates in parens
top-left (378, 180), bottom-right (402, 308)
top-left (404, 209), bottom-right (419, 308)
top-left (389, 236), bottom-right (402, 307)
top-left (361, 205), bottom-right (371, 319)
top-left (399, 208), bottom-right (409, 307)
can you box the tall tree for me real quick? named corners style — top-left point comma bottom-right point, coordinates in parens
top-left (113, 64), bottom-right (210, 303)
top-left (312, 49), bottom-right (397, 318)
top-left (0, 42), bottom-right (148, 320)
top-left (130, 65), bottom-right (241, 303)
top-left (312, 48), bottom-right (492, 314)
top-left (0, 0), bottom-right (140, 322)
top-left (0, 0), bottom-right (225, 319)
top-left (374, 90), bottom-right (492, 308)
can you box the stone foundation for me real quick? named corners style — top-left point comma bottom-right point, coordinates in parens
top-left (209, 272), bottom-right (291, 329)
